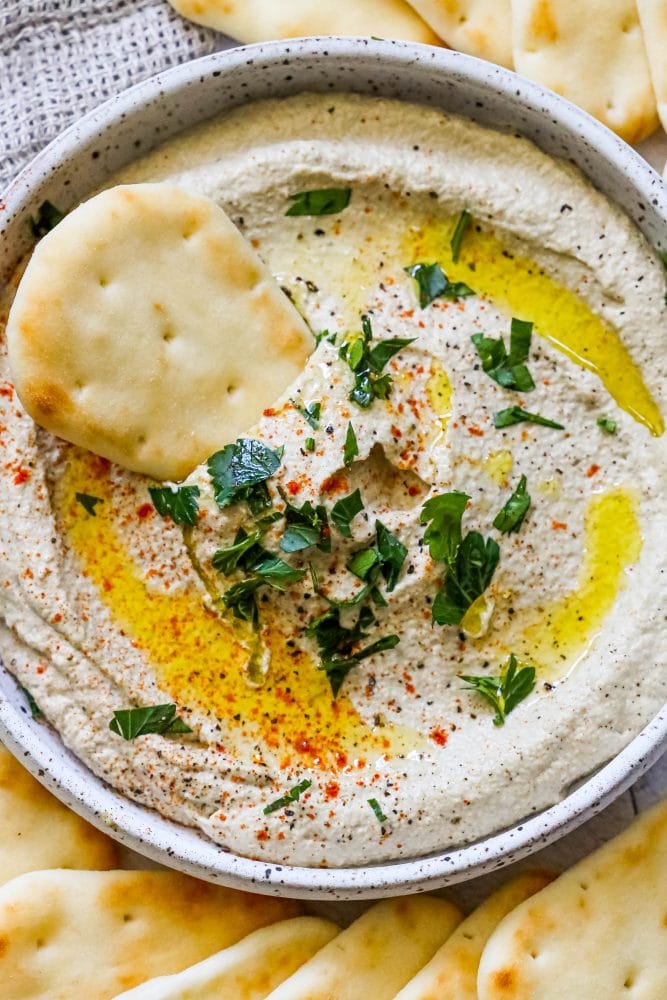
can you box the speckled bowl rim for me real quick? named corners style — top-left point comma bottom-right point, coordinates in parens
top-left (0, 37), bottom-right (665, 900)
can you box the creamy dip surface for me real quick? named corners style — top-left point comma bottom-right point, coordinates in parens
top-left (1, 94), bottom-right (666, 867)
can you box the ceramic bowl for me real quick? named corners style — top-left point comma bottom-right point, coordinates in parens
top-left (1, 37), bottom-right (665, 900)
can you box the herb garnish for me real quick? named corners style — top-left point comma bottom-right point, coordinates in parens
top-left (343, 422), bottom-right (359, 466)
top-left (450, 209), bottom-right (472, 263)
top-left (493, 406), bottom-right (564, 430)
top-left (75, 492), bottom-right (104, 517)
top-left (368, 797), bottom-right (388, 824)
top-left (405, 262), bottom-right (474, 308)
top-left (339, 314), bottom-right (415, 409)
top-left (279, 493), bottom-right (331, 553)
top-left (421, 492), bottom-right (500, 626)
top-left (222, 554), bottom-right (306, 623)
top-left (461, 654), bottom-right (536, 725)
top-left (286, 188), bottom-right (351, 216)
top-left (109, 704), bottom-right (192, 740)
top-left (305, 437), bottom-right (316, 452)
top-left (597, 416), bottom-right (617, 435)
top-left (291, 398), bottom-right (321, 429)
top-left (30, 200), bottom-right (64, 238)
top-left (207, 438), bottom-right (282, 513)
top-left (20, 685), bottom-right (42, 719)
top-left (345, 520), bottom-right (406, 607)
top-left (212, 527), bottom-right (263, 574)
top-left (493, 475), bottom-right (531, 534)
top-left (472, 318), bottom-right (535, 391)
top-left (331, 488), bottom-right (364, 537)
top-left (306, 606), bottom-right (400, 696)
top-left (149, 484), bottom-right (200, 527)
top-left (263, 779), bottom-right (312, 814)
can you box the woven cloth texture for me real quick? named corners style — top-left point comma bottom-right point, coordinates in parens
top-left (0, 0), bottom-right (229, 192)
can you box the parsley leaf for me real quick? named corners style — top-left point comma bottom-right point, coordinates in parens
top-left (263, 779), bottom-right (312, 814)
top-left (339, 314), bottom-right (414, 409)
top-left (421, 493), bottom-right (500, 627)
top-left (75, 492), bottom-right (103, 516)
top-left (222, 554), bottom-right (305, 623)
top-left (597, 416), bottom-right (617, 434)
top-left (331, 488), bottom-right (364, 537)
top-left (461, 654), bottom-right (536, 725)
top-left (207, 438), bottom-right (282, 513)
top-left (291, 398), bottom-right (321, 429)
top-left (30, 200), bottom-right (64, 238)
top-left (420, 491), bottom-right (469, 564)
top-left (286, 188), bottom-right (351, 216)
top-left (405, 262), bottom-right (475, 308)
top-left (109, 704), bottom-right (192, 740)
top-left (149, 485), bottom-right (200, 527)
top-left (343, 422), bottom-right (359, 466)
top-left (212, 527), bottom-right (263, 575)
top-left (432, 532), bottom-right (500, 626)
top-left (306, 606), bottom-right (399, 696)
top-left (304, 437), bottom-right (316, 452)
top-left (472, 318), bottom-right (535, 392)
top-left (347, 547), bottom-right (380, 581)
top-left (280, 493), bottom-right (331, 553)
top-left (368, 797), bottom-right (388, 824)
top-left (375, 520), bottom-right (408, 591)
top-left (450, 209), bottom-right (472, 263)
top-left (20, 684), bottom-right (43, 719)
top-left (222, 577), bottom-right (264, 623)
top-left (493, 475), bottom-right (531, 534)
top-left (493, 406), bottom-right (564, 430)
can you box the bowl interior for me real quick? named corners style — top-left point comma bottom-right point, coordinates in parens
top-left (1, 37), bottom-right (666, 899)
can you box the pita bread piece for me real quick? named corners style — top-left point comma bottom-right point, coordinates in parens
top-left (409, 1), bottom-right (513, 67)
top-left (112, 915), bottom-right (340, 999)
top-left (6, 183), bottom-right (313, 482)
top-left (0, 868), bottom-right (299, 999)
top-left (478, 798), bottom-right (667, 999)
top-left (636, 0), bottom-right (667, 133)
top-left (168, 0), bottom-right (443, 44)
top-left (0, 744), bottom-right (118, 885)
top-left (395, 871), bottom-right (554, 999)
top-left (512, 0), bottom-right (658, 143)
top-left (266, 895), bottom-right (462, 1000)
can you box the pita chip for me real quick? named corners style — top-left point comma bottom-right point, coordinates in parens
top-left (409, 1), bottom-right (513, 67)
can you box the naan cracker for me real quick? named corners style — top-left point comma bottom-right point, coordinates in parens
top-left (409, 1), bottom-right (513, 67)
top-left (512, 0), bottom-right (658, 143)
top-left (636, 0), bottom-right (667, 133)
top-left (7, 184), bottom-right (313, 482)
top-left (168, 0), bottom-right (443, 44)
top-left (266, 896), bottom-right (462, 999)
top-left (0, 868), bottom-right (299, 998)
top-left (478, 799), bottom-right (667, 999)
top-left (113, 915), bottom-right (339, 999)
top-left (395, 871), bottom-right (554, 999)
top-left (0, 745), bottom-right (118, 884)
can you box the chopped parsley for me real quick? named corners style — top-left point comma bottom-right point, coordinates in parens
top-left (286, 188), bottom-right (351, 216)
top-left (339, 314), bottom-right (415, 409)
top-left (109, 704), bottom-right (192, 740)
top-left (222, 553), bottom-right (306, 623)
top-left (345, 520), bottom-right (406, 607)
top-left (471, 318), bottom-right (535, 391)
top-left (30, 200), bottom-right (64, 238)
top-left (207, 438), bottom-right (282, 513)
top-left (20, 685), bottom-right (42, 719)
top-left (405, 262), bottom-right (474, 308)
top-left (291, 398), bottom-right (321, 429)
top-left (493, 475), bottom-right (531, 534)
top-left (461, 654), bottom-right (536, 725)
top-left (493, 406), bottom-right (564, 430)
top-left (343, 422), bottom-right (359, 466)
top-left (368, 797), bottom-right (388, 824)
top-left (304, 437), bottom-right (316, 452)
top-left (75, 492), bottom-right (103, 517)
top-left (421, 492), bottom-right (500, 626)
top-left (149, 484), bottom-right (200, 526)
top-left (330, 488), bottom-right (364, 538)
top-left (374, 520), bottom-right (408, 591)
top-left (306, 605), bottom-right (400, 696)
top-left (597, 416), bottom-right (617, 435)
top-left (279, 493), bottom-right (331, 553)
top-left (212, 526), bottom-right (263, 574)
top-left (450, 209), bottom-right (472, 263)
top-left (263, 779), bottom-right (312, 814)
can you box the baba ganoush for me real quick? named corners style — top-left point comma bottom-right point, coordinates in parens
top-left (0, 93), bottom-right (665, 866)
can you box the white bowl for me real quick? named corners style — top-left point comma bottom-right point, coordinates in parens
top-left (1, 37), bottom-right (665, 900)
